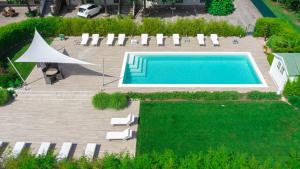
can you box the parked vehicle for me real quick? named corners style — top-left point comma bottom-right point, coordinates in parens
top-left (77, 4), bottom-right (101, 18)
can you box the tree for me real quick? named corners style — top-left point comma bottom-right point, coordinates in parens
top-left (207, 0), bottom-right (235, 16)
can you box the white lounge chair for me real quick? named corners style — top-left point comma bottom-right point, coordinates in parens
top-left (12, 142), bottom-right (27, 157)
top-left (111, 114), bottom-right (135, 126)
top-left (36, 142), bottom-right (51, 156)
top-left (106, 128), bottom-right (133, 141)
top-left (156, 34), bottom-right (164, 46)
top-left (91, 34), bottom-right (99, 46)
top-left (84, 143), bottom-right (97, 159)
top-left (173, 34), bottom-right (180, 46)
top-left (106, 33), bottom-right (115, 46)
top-left (210, 34), bottom-right (220, 46)
top-left (197, 34), bottom-right (205, 46)
top-left (118, 34), bottom-right (126, 46)
top-left (141, 34), bottom-right (148, 45)
top-left (57, 142), bottom-right (73, 160)
top-left (80, 33), bottom-right (89, 45)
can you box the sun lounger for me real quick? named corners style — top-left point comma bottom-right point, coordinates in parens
top-left (106, 128), bottom-right (133, 141)
top-left (12, 142), bottom-right (27, 157)
top-left (173, 34), bottom-right (180, 46)
top-left (210, 34), bottom-right (220, 46)
top-left (57, 142), bottom-right (73, 160)
top-left (91, 34), bottom-right (99, 46)
top-left (111, 114), bottom-right (135, 126)
top-left (106, 33), bottom-right (115, 46)
top-left (36, 142), bottom-right (51, 156)
top-left (84, 143), bottom-right (97, 159)
top-left (156, 34), bottom-right (164, 46)
top-left (197, 34), bottom-right (205, 46)
top-left (141, 34), bottom-right (148, 45)
top-left (80, 33), bottom-right (89, 45)
top-left (118, 34), bottom-right (126, 46)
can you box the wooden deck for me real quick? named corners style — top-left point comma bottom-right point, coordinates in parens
top-left (0, 91), bottom-right (139, 157)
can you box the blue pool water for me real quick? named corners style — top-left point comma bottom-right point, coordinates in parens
top-left (122, 53), bottom-right (262, 85)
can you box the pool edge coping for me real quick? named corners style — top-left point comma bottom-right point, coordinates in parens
top-left (118, 52), bottom-right (268, 88)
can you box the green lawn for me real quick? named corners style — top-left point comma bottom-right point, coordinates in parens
top-left (137, 101), bottom-right (300, 160)
top-left (262, 0), bottom-right (300, 33)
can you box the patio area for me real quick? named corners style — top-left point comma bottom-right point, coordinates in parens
top-left (22, 35), bottom-right (277, 93)
top-left (0, 93), bottom-right (139, 157)
top-left (0, 34), bottom-right (278, 158)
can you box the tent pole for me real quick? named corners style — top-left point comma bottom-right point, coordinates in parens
top-left (7, 57), bottom-right (27, 85)
top-left (102, 58), bottom-right (104, 88)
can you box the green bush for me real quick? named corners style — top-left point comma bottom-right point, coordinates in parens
top-left (110, 92), bottom-right (128, 110)
top-left (92, 92), bottom-right (111, 110)
top-left (283, 79), bottom-right (300, 97)
top-left (207, 0), bottom-right (235, 16)
top-left (254, 17), bottom-right (300, 53)
top-left (253, 18), bottom-right (291, 37)
top-left (2, 148), bottom-right (300, 168)
top-left (288, 96), bottom-right (300, 109)
top-left (266, 34), bottom-right (300, 53)
top-left (92, 92), bottom-right (129, 110)
top-left (267, 53), bottom-right (275, 65)
top-left (127, 91), bottom-right (241, 101)
top-left (246, 91), bottom-right (280, 100)
top-left (0, 88), bottom-right (12, 106)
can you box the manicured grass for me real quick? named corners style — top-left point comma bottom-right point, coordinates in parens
top-left (137, 101), bottom-right (300, 160)
top-left (261, 0), bottom-right (300, 33)
top-left (6, 38), bottom-right (53, 80)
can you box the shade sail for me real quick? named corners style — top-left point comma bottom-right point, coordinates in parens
top-left (16, 30), bottom-right (93, 65)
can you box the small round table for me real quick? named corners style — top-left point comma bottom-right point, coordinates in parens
top-left (45, 68), bottom-right (58, 76)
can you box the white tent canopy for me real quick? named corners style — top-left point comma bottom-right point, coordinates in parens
top-left (16, 30), bottom-right (93, 65)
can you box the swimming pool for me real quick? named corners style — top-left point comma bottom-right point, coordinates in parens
top-left (119, 52), bottom-right (267, 87)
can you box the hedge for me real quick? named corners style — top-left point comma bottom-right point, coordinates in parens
top-left (92, 92), bottom-right (128, 110)
top-left (0, 17), bottom-right (246, 60)
top-left (288, 96), bottom-right (300, 109)
top-left (253, 17), bottom-right (300, 53)
top-left (253, 18), bottom-right (290, 37)
top-left (2, 148), bottom-right (300, 169)
top-left (128, 91), bottom-right (242, 101)
top-left (283, 79), bottom-right (300, 97)
top-left (0, 88), bottom-right (12, 106)
top-left (127, 91), bottom-right (280, 101)
top-left (246, 91), bottom-right (281, 100)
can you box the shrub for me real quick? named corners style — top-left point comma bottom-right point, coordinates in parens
top-left (288, 96), bottom-right (300, 109)
top-left (253, 18), bottom-right (291, 37)
top-left (254, 17), bottom-right (300, 53)
top-left (267, 53), bottom-right (275, 65)
top-left (92, 92), bottom-right (111, 110)
top-left (127, 91), bottom-right (241, 101)
top-left (266, 34), bottom-right (300, 53)
top-left (207, 0), bottom-right (235, 16)
top-left (2, 148), bottom-right (300, 168)
top-left (283, 79), bottom-right (300, 97)
top-left (92, 92), bottom-right (129, 110)
top-left (246, 91), bottom-right (280, 100)
top-left (110, 92), bottom-right (128, 110)
top-left (0, 88), bottom-right (12, 106)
